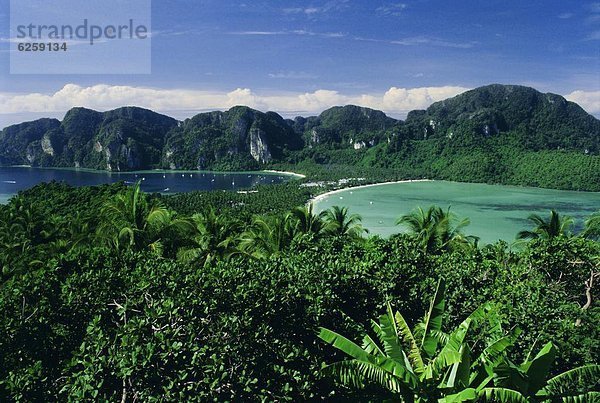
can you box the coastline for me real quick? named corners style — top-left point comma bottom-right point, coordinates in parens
top-left (5, 165), bottom-right (305, 178)
top-left (262, 169), bottom-right (306, 179)
top-left (310, 179), bottom-right (433, 205)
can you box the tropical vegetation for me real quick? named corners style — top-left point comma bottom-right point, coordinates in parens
top-left (0, 181), bottom-right (598, 400)
top-left (320, 279), bottom-right (599, 402)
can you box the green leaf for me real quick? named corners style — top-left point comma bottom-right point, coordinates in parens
top-left (521, 342), bottom-right (556, 395)
top-left (421, 278), bottom-right (446, 358)
top-left (318, 327), bottom-right (371, 362)
top-left (440, 388), bottom-right (477, 403)
top-left (445, 344), bottom-right (471, 389)
top-left (542, 364), bottom-right (600, 397)
top-left (379, 303), bottom-right (409, 363)
top-left (478, 387), bottom-right (529, 402)
top-left (477, 330), bottom-right (520, 369)
top-left (560, 392), bottom-right (600, 402)
top-left (394, 310), bottom-right (425, 375)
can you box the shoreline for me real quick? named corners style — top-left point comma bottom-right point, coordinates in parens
top-left (262, 169), bottom-right (306, 179)
top-left (310, 179), bottom-right (433, 205)
top-left (5, 165), bottom-right (305, 178)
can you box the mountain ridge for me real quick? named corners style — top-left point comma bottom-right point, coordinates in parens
top-left (1, 85), bottom-right (598, 183)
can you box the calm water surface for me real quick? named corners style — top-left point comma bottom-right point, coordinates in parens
top-left (313, 181), bottom-right (600, 244)
top-left (0, 167), bottom-right (293, 204)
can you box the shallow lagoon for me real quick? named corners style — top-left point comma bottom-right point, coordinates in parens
top-left (0, 167), bottom-right (295, 204)
top-left (313, 180), bottom-right (600, 244)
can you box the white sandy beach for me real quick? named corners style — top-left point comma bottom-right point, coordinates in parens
top-left (310, 179), bottom-right (433, 205)
top-left (262, 170), bottom-right (306, 179)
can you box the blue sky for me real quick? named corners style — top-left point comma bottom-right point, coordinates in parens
top-left (0, 0), bottom-right (599, 126)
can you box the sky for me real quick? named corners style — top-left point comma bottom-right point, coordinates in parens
top-left (0, 0), bottom-right (599, 127)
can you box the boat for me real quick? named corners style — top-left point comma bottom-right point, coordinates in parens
top-left (2, 180), bottom-right (16, 184)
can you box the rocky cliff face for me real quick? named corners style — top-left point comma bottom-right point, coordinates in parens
top-left (41, 134), bottom-right (55, 156)
top-left (162, 106), bottom-right (301, 170)
top-left (249, 128), bottom-right (272, 163)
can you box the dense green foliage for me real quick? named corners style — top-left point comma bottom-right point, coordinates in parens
top-left (319, 279), bottom-right (599, 402)
top-left (160, 182), bottom-right (314, 218)
top-left (0, 182), bottom-right (598, 401)
top-left (2, 84), bottom-right (599, 190)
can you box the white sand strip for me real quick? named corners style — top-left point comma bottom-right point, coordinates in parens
top-left (262, 170), bottom-right (306, 178)
top-left (310, 179), bottom-right (433, 205)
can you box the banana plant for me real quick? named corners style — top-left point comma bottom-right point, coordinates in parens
top-left (478, 342), bottom-right (600, 402)
top-left (318, 279), bottom-right (514, 402)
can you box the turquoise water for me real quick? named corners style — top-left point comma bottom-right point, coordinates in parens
top-left (313, 181), bottom-right (600, 244)
top-left (0, 167), bottom-right (294, 204)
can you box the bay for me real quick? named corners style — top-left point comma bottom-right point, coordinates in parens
top-left (0, 166), bottom-right (295, 204)
top-left (313, 180), bottom-right (600, 244)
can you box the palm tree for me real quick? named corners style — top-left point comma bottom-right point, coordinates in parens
top-left (239, 213), bottom-right (297, 258)
top-left (517, 210), bottom-right (573, 240)
top-left (98, 182), bottom-right (191, 253)
top-left (177, 207), bottom-right (241, 266)
top-left (290, 204), bottom-right (328, 237)
top-left (582, 210), bottom-right (600, 240)
top-left (61, 211), bottom-right (95, 253)
top-left (323, 206), bottom-right (368, 239)
top-left (397, 206), bottom-right (478, 253)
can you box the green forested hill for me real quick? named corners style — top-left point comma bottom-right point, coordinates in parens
top-left (409, 84), bottom-right (599, 152)
top-left (1, 84), bottom-right (598, 189)
top-left (162, 106), bottom-right (304, 170)
top-left (0, 107), bottom-right (178, 170)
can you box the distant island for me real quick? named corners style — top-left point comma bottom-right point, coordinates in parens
top-left (1, 84), bottom-right (599, 191)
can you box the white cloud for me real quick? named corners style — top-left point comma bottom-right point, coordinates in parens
top-left (589, 2), bottom-right (600, 13)
top-left (0, 84), bottom-right (472, 121)
top-left (282, 7), bottom-right (319, 15)
top-left (558, 12), bottom-right (574, 19)
top-left (393, 37), bottom-right (477, 48)
top-left (584, 30), bottom-right (600, 40)
top-left (229, 30), bottom-right (474, 48)
top-left (282, 0), bottom-right (348, 16)
top-left (268, 71), bottom-right (318, 79)
top-left (229, 30), bottom-right (287, 36)
top-left (376, 3), bottom-right (408, 17)
top-left (230, 29), bottom-right (346, 38)
top-left (565, 90), bottom-right (600, 114)
top-left (354, 35), bottom-right (477, 49)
